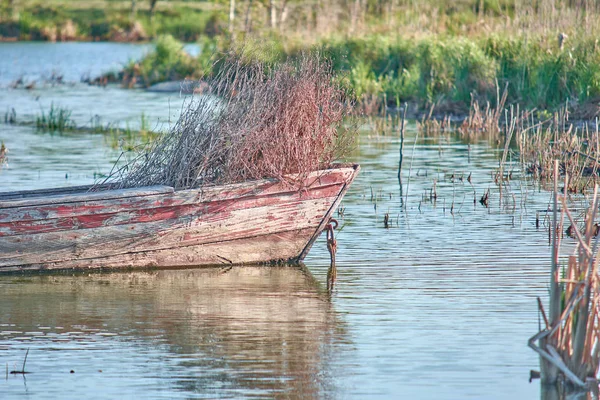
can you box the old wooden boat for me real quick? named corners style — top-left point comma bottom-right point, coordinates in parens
top-left (0, 164), bottom-right (359, 273)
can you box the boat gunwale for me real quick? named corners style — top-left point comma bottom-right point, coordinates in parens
top-left (0, 163), bottom-right (359, 209)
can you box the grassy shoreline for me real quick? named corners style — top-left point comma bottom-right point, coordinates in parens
top-left (7, 0), bottom-right (600, 118)
top-left (113, 32), bottom-right (600, 120)
top-left (0, 1), bottom-right (222, 42)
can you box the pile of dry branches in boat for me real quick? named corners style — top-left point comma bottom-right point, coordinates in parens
top-left (529, 161), bottom-right (600, 391)
top-left (106, 53), bottom-right (354, 190)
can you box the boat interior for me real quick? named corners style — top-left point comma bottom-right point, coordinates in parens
top-left (0, 184), bottom-right (174, 208)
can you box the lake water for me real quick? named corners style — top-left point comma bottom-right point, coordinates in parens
top-left (0, 42), bottom-right (567, 399)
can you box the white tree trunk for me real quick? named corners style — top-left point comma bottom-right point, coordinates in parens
top-left (229, 0), bottom-right (235, 32)
top-left (279, 0), bottom-right (288, 32)
top-left (244, 0), bottom-right (253, 35)
top-left (269, 0), bottom-right (277, 29)
top-left (131, 0), bottom-right (137, 19)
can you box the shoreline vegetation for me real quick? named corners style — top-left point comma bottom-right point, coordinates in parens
top-left (118, 31), bottom-right (600, 120)
top-left (5, 0), bottom-right (600, 118)
top-left (4, 104), bottom-right (157, 150)
top-left (0, 0), bottom-right (223, 42)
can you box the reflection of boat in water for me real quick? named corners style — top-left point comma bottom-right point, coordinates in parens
top-left (0, 266), bottom-right (346, 397)
top-left (0, 164), bottom-right (359, 273)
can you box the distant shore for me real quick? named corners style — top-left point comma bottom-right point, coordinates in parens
top-left (5, 0), bottom-right (600, 118)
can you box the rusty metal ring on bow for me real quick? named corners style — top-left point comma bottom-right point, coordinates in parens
top-left (328, 218), bottom-right (339, 230)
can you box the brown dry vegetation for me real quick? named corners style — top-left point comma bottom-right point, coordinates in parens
top-left (106, 53), bottom-right (354, 190)
top-left (530, 164), bottom-right (600, 389)
top-left (0, 142), bottom-right (6, 169)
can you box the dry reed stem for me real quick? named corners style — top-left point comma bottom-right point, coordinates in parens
top-left (403, 127), bottom-right (419, 209)
top-left (414, 84), bottom-right (600, 192)
top-left (459, 82), bottom-right (509, 137)
top-left (518, 104), bottom-right (600, 191)
top-left (0, 143), bottom-right (6, 169)
top-left (530, 166), bottom-right (600, 389)
top-left (397, 103), bottom-right (407, 183)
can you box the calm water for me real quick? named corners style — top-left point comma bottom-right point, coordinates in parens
top-left (0, 41), bottom-right (199, 85)
top-left (0, 43), bottom-right (565, 399)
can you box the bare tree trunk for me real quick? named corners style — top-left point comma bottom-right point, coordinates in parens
top-left (350, 0), bottom-right (360, 34)
top-left (149, 0), bottom-right (158, 19)
top-left (360, 0), bottom-right (366, 28)
top-left (279, 0), bottom-right (288, 33)
top-left (269, 0), bottom-right (277, 29)
top-left (244, 0), bottom-right (254, 36)
top-left (131, 0), bottom-right (137, 19)
top-left (229, 0), bottom-right (235, 33)
top-left (6, 0), bottom-right (15, 17)
top-left (314, 0), bottom-right (321, 31)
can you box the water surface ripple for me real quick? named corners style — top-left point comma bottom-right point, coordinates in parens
top-left (0, 42), bottom-right (571, 399)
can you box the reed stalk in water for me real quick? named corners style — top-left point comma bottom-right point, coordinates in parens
top-left (397, 103), bottom-right (407, 184)
top-left (529, 162), bottom-right (600, 390)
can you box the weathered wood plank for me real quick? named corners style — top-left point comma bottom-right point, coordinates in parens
top-left (0, 167), bottom-right (356, 223)
top-left (0, 185), bottom-right (174, 209)
top-left (1, 228), bottom-right (315, 272)
top-left (0, 197), bottom-right (336, 267)
top-left (0, 183), bottom-right (344, 236)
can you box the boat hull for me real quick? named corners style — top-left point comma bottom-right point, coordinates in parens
top-left (0, 164), bottom-right (359, 272)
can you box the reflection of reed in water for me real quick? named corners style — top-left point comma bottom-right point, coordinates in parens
top-left (541, 384), bottom-right (598, 400)
top-left (0, 266), bottom-right (347, 398)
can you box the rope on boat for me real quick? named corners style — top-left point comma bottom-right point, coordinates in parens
top-left (326, 218), bottom-right (338, 293)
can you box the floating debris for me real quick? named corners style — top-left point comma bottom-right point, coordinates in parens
top-left (479, 190), bottom-right (489, 208)
top-left (9, 348), bottom-right (30, 375)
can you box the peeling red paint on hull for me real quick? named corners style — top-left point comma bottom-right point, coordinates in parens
top-left (0, 164), bottom-right (359, 273)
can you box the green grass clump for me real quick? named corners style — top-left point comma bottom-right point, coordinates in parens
top-left (415, 38), bottom-right (496, 104)
top-left (105, 113), bottom-right (158, 151)
top-left (312, 34), bottom-right (600, 113)
top-left (319, 36), bottom-right (496, 108)
top-left (123, 34), bottom-right (205, 87)
top-left (36, 104), bottom-right (76, 132)
top-left (111, 32), bottom-right (600, 115)
top-left (0, 2), bottom-right (225, 41)
top-left (484, 36), bottom-right (600, 109)
top-left (140, 9), bottom-right (223, 41)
